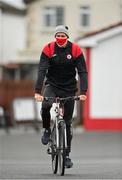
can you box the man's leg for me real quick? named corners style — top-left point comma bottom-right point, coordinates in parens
top-left (64, 99), bottom-right (74, 168)
top-left (41, 85), bottom-right (55, 145)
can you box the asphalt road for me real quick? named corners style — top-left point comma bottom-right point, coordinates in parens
top-left (0, 127), bottom-right (122, 180)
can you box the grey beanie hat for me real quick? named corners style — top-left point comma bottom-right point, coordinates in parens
top-left (55, 25), bottom-right (69, 37)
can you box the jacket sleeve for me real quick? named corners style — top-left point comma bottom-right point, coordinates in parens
top-left (34, 52), bottom-right (49, 94)
top-left (75, 53), bottom-right (88, 95)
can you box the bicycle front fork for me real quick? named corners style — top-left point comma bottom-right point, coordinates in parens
top-left (56, 120), bottom-right (67, 150)
top-left (47, 119), bottom-right (67, 155)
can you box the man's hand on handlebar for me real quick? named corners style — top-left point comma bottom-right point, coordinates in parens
top-left (34, 93), bottom-right (44, 102)
top-left (79, 95), bottom-right (87, 101)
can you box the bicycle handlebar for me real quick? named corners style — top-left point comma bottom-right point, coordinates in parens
top-left (44, 96), bottom-right (80, 102)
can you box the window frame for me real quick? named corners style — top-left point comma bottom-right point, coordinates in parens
top-left (79, 6), bottom-right (90, 30)
top-left (43, 6), bottom-right (64, 28)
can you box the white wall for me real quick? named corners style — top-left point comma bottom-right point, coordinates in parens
top-left (90, 34), bottom-right (122, 118)
top-left (0, 12), bottom-right (26, 64)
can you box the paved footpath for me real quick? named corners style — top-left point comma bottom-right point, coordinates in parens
top-left (0, 127), bottom-right (122, 180)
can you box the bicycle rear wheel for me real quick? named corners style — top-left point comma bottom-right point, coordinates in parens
top-left (58, 121), bottom-right (66, 176)
top-left (51, 127), bottom-right (58, 174)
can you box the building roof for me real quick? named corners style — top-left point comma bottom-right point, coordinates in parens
top-left (0, 0), bottom-right (26, 15)
top-left (77, 22), bottom-right (122, 47)
top-left (23, 0), bottom-right (36, 4)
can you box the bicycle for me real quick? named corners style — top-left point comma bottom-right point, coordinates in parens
top-left (44, 96), bottom-right (80, 176)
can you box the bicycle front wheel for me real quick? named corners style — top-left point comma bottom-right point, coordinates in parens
top-left (51, 127), bottom-right (58, 174)
top-left (58, 121), bottom-right (66, 176)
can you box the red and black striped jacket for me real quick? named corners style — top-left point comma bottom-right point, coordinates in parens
top-left (35, 41), bottom-right (88, 94)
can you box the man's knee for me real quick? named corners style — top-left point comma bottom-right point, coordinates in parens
top-left (42, 101), bottom-right (52, 110)
top-left (41, 101), bottom-right (52, 118)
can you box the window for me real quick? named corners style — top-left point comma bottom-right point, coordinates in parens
top-left (3, 64), bottom-right (38, 81)
top-left (80, 6), bottom-right (90, 28)
top-left (43, 7), bottom-right (64, 27)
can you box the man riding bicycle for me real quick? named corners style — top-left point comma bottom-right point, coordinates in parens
top-left (34, 25), bottom-right (88, 168)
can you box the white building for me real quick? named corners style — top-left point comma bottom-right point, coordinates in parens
top-left (0, 0), bottom-right (26, 79)
top-left (21, 0), bottom-right (122, 62)
top-left (1, 0), bottom-right (122, 77)
top-left (77, 22), bottom-right (122, 131)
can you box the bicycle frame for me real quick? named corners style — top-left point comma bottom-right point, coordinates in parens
top-left (53, 98), bottom-right (67, 151)
top-left (45, 96), bottom-right (80, 175)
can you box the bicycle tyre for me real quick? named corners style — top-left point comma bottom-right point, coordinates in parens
top-left (51, 127), bottom-right (58, 174)
top-left (58, 121), bottom-right (66, 176)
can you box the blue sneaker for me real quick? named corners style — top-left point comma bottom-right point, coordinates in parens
top-left (65, 156), bottom-right (73, 168)
top-left (41, 129), bottom-right (51, 145)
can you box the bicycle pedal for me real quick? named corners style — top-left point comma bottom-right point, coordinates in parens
top-left (47, 147), bottom-right (52, 154)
